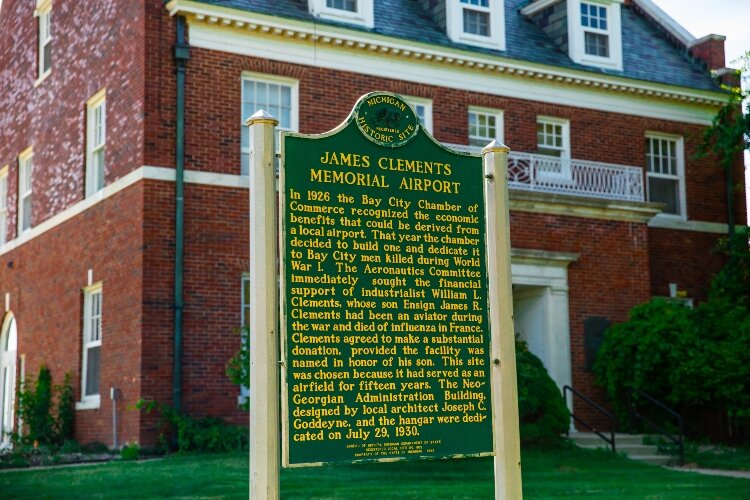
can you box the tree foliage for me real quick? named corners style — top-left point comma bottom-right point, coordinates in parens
top-left (595, 228), bottom-right (750, 427)
top-left (516, 339), bottom-right (570, 446)
top-left (698, 52), bottom-right (750, 235)
top-left (15, 366), bottom-right (75, 446)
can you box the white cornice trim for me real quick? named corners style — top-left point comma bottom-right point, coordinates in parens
top-left (511, 248), bottom-right (579, 267)
top-left (688, 34), bottom-right (727, 48)
top-left (632, 0), bottom-right (694, 47)
top-left (509, 190), bottom-right (662, 223)
top-left (0, 165), bottom-right (732, 257)
top-left (165, 0), bottom-right (727, 115)
top-left (648, 216), bottom-right (731, 234)
top-left (0, 166), bottom-right (252, 257)
top-left (520, 0), bottom-right (563, 18)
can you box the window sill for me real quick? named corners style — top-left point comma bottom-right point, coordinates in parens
top-left (34, 70), bottom-right (52, 88)
top-left (76, 396), bottom-right (101, 411)
top-left (454, 33), bottom-right (504, 51)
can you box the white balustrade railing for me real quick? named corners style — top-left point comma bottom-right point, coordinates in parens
top-left (444, 144), bottom-right (644, 203)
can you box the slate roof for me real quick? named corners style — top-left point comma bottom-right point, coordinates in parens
top-left (194, 0), bottom-right (721, 92)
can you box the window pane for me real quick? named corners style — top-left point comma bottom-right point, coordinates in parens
top-left (585, 32), bottom-right (609, 57)
top-left (22, 196), bottom-right (32, 230)
top-left (43, 44), bottom-right (51, 73)
top-left (85, 346), bottom-right (100, 396)
top-left (242, 277), bottom-right (250, 326)
top-left (94, 150), bottom-right (105, 191)
top-left (648, 177), bottom-right (680, 215)
top-left (463, 9), bottom-right (489, 36)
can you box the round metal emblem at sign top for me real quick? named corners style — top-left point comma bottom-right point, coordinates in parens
top-left (354, 92), bottom-right (420, 148)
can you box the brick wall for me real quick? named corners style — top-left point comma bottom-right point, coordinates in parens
top-left (510, 211), bottom-right (651, 428)
top-left (0, 0), bottom-right (147, 242)
top-left (690, 36), bottom-right (726, 71)
top-left (179, 49), bottom-right (741, 227)
top-left (0, 182), bottom-right (144, 446)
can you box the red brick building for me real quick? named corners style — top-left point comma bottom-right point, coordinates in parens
top-left (0, 0), bottom-right (745, 447)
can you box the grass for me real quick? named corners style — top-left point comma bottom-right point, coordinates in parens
top-left (684, 444), bottom-right (750, 471)
top-left (1, 446), bottom-right (748, 499)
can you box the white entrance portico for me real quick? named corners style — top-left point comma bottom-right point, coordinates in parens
top-left (0, 313), bottom-right (18, 449)
top-left (511, 249), bottom-right (577, 413)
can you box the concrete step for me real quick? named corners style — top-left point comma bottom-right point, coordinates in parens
top-left (568, 433), bottom-right (676, 466)
top-left (568, 432), bottom-right (650, 447)
top-left (627, 454), bottom-right (673, 466)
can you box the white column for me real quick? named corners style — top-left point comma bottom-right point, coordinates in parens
top-left (482, 141), bottom-right (523, 500)
top-left (247, 110), bottom-right (279, 500)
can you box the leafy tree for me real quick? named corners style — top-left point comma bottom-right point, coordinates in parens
top-left (699, 52), bottom-right (750, 236)
top-left (595, 228), bottom-right (750, 433)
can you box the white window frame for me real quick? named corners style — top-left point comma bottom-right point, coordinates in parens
top-left (645, 132), bottom-right (686, 219)
top-left (34, 0), bottom-right (52, 84)
top-left (447, 0), bottom-right (506, 51)
top-left (241, 73), bottom-right (299, 175)
top-left (468, 106), bottom-right (504, 149)
top-left (567, 0), bottom-right (623, 71)
top-left (77, 283), bottom-right (102, 410)
top-left (405, 97), bottom-right (433, 135)
top-left (17, 148), bottom-right (33, 235)
top-left (238, 274), bottom-right (250, 405)
top-left (308, 0), bottom-right (374, 29)
top-left (85, 89), bottom-right (107, 198)
top-left (0, 166), bottom-right (8, 246)
top-left (536, 116), bottom-right (572, 181)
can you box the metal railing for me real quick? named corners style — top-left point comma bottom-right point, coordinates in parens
top-left (444, 144), bottom-right (645, 203)
top-left (627, 389), bottom-right (684, 466)
top-left (564, 385), bottom-right (617, 453)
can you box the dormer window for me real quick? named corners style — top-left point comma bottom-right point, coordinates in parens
top-left (309, 0), bottom-right (374, 29)
top-left (581, 3), bottom-right (609, 57)
top-left (568, 0), bottom-right (623, 70)
top-left (447, 0), bottom-right (505, 51)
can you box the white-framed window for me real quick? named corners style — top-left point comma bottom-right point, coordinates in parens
top-left (0, 166), bottom-right (8, 246)
top-left (567, 0), bottom-right (623, 70)
top-left (447, 0), bottom-right (506, 50)
top-left (78, 283), bottom-right (102, 409)
top-left (468, 107), bottom-right (504, 148)
top-left (241, 73), bottom-right (298, 175)
top-left (308, 0), bottom-right (374, 29)
top-left (646, 133), bottom-right (685, 218)
top-left (405, 97), bottom-right (433, 134)
top-left (239, 275), bottom-right (250, 404)
top-left (17, 148), bottom-right (33, 234)
top-left (86, 89), bottom-right (106, 197)
top-left (35, 0), bottom-right (52, 81)
top-left (536, 116), bottom-right (571, 180)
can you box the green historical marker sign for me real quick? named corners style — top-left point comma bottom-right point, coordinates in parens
top-left (280, 92), bottom-right (493, 467)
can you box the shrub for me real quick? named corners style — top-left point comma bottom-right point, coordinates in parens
top-left (120, 442), bottom-right (140, 460)
top-left (226, 326), bottom-right (249, 411)
top-left (594, 228), bottom-right (750, 433)
top-left (136, 400), bottom-right (248, 453)
top-left (15, 367), bottom-right (75, 447)
top-left (17, 365), bottom-right (54, 445)
top-left (516, 339), bottom-right (570, 446)
top-left (593, 299), bottom-right (693, 418)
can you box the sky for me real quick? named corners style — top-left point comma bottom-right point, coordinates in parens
top-left (650, 0), bottom-right (749, 68)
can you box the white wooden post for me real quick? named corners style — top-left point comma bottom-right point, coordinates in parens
top-left (483, 141), bottom-right (523, 500)
top-left (247, 110), bottom-right (280, 500)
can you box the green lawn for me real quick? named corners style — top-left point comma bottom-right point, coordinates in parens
top-left (1, 447), bottom-right (748, 499)
top-left (685, 444), bottom-right (750, 471)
